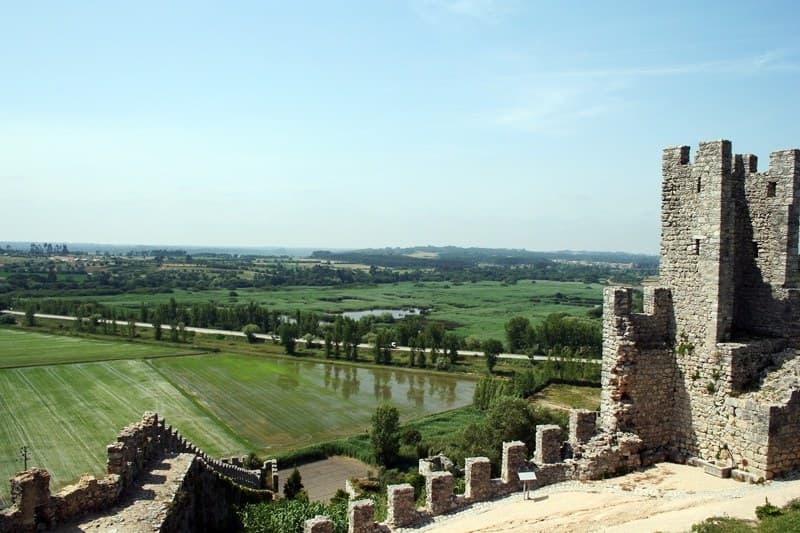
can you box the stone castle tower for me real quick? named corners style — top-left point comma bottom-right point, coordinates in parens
top-left (601, 140), bottom-right (800, 479)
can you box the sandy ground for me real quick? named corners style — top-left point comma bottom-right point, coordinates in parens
top-left (278, 456), bottom-right (372, 502)
top-left (402, 463), bottom-right (800, 532)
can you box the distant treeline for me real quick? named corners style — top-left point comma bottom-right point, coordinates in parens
top-left (1, 245), bottom-right (657, 299)
top-left (312, 246), bottom-right (658, 268)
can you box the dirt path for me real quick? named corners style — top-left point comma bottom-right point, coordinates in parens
top-left (278, 456), bottom-right (372, 503)
top-left (400, 463), bottom-right (800, 532)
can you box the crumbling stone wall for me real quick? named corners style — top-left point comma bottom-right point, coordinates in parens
top-left (600, 287), bottom-right (676, 451)
top-left (601, 140), bottom-right (800, 480)
top-left (0, 412), bottom-right (274, 532)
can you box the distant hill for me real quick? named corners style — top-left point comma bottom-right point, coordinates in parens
top-left (0, 242), bottom-right (329, 258)
top-left (311, 246), bottom-right (659, 269)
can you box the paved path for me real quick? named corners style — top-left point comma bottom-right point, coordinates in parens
top-left (1, 310), bottom-right (599, 363)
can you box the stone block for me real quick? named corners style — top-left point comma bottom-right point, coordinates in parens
top-left (348, 499), bottom-right (374, 533)
top-left (386, 483), bottom-right (416, 527)
top-left (425, 471), bottom-right (453, 515)
top-left (304, 515), bottom-right (334, 533)
top-left (501, 441), bottom-right (527, 488)
top-left (569, 410), bottom-right (597, 447)
top-left (464, 457), bottom-right (491, 501)
top-left (534, 425), bottom-right (562, 465)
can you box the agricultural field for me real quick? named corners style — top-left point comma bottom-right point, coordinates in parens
top-left (0, 358), bottom-right (244, 507)
top-left (151, 353), bottom-right (476, 454)
top-left (0, 328), bottom-right (198, 368)
top-left (0, 329), bottom-right (477, 507)
top-left (66, 279), bottom-right (603, 340)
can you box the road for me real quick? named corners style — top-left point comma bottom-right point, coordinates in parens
top-left (1, 310), bottom-right (600, 364)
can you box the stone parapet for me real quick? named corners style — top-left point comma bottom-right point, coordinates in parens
top-left (534, 425), bottom-right (562, 465)
top-left (386, 483), bottom-right (416, 527)
top-left (464, 457), bottom-right (491, 501)
top-left (569, 409), bottom-right (597, 448)
top-left (348, 499), bottom-right (375, 533)
top-left (425, 471), bottom-right (454, 515)
top-left (500, 441), bottom-right (526, 489)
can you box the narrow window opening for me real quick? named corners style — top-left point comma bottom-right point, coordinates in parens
top-left (753, 241), bottom-right (759, 258)
top-left (694, 239), bottom-right (700, 256)
top-left (696, 177), bottom-right (701, 193)
top-left (767, 181), bottom-right (777, 197)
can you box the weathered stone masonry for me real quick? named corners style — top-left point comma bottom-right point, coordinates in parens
top-left (605, 140), bottom-right (800, 479)
top-left (0, 413), bottom-right (275, 532)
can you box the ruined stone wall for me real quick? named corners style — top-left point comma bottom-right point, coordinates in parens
top-left (160, 455), bottom-right (272, 533)
top-left (734, 149), bottom-right (800, 338)
top-left (600, 287), bottom-right (676, 451)
top-left (0, 413), bottom-right (273, 532)
top-left (576, 141), bottom-right (800, 478)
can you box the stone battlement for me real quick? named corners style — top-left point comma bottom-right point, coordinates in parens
top-left (609, 139), bottom-right (800, 480)
top-left (0, 413), bottom-right (275, 532)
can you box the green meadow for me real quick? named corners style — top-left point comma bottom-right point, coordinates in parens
top-left (67, 279), bottom-right (603, 340)
top-left (0, 358), bottom-right (245, 507)
top-left (0, 328), bottom-right (197, 368)
top-left (0, 329), bottom-right (476, 507)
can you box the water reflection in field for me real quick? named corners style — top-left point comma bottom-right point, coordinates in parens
top-left (321, 365), bottom-right (463, 408)
top-left (155, 354), bottom-right (477, 454)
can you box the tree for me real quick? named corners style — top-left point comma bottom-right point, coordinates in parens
top-left (279, 322), bottom-right (298, 355)
top-left (24, 305), bottom-right (36, 327)
top-left (324, 333), bottom-right (333, 358)
top-left (483, 338), bottom-right (503, 374)
top-left (371, 403), bottom-right (400, 466)
top-left (444, 333), bottom-right (460, 364)
top-left (127, 319), bottom-right (137, 338)
top-left (283, 467), bottom-right (304, 500)
top-left (505, 316), bottom-right (531, 353)
top-left (153, 315), bottom-right (163, 341)
top-left (242, 323), bottom-right (261, 344)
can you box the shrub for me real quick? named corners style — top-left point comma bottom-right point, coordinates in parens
top-left (756, 498), bottom-right (783, 520)
top-left (239, 498), bottom-right (348, 533)
top-left (283, 467), bottom-right (304, 500)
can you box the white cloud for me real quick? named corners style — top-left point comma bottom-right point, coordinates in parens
top-left (489, 49), bottom-right (798, 134)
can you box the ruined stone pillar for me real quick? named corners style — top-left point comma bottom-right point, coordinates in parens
top-left (304, 515), bottom-right (334, 533)
top-left (501, 441), bottom-right (526, 489)
top-left (10, 469), bottom-right (53, 529)
top-left (106, 442), bottom-right (125, 475)
top-left (348, 499), bottom-right (374, 533)
top-left (261, 459), bottom-right (279, 491)
top-left (386, 483), bottom-right (416, 527)
top-left (464, 457), bottom-right (491, 501)
top-left (425, 471), bottom-right (453, 515)
top-left (534, 425), bottom-right (562, 465)
top-left (568, 410), bottom-right (597, 447)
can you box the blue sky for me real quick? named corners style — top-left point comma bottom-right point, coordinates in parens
top-left (2, 1), bottom-right (798, 253)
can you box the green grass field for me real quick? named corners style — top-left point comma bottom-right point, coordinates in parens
top-left (0, 328), bottom-right (198, 368)
top-left (0, 358), bottom-right (245, 507)
top-left (152, 354), bottom-right (476, 454)
top-left (67, 279), bottom-right (603, 340)
top-left (0, 330), bottom-right (477, 507)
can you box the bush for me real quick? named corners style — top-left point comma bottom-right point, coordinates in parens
top-left (756, 498), bottom-right (783, 520)
top-left (240, 499), bottom-right (348, 533)
top-left (283, 467), bottom-right (304, 500)
top-left (690, 516), bottom-right (754, 533)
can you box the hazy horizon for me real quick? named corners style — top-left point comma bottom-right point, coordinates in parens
top-left (0, 240), bottom-right (659, 257)
top-left (2, 1), bottom-right (798, 254)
